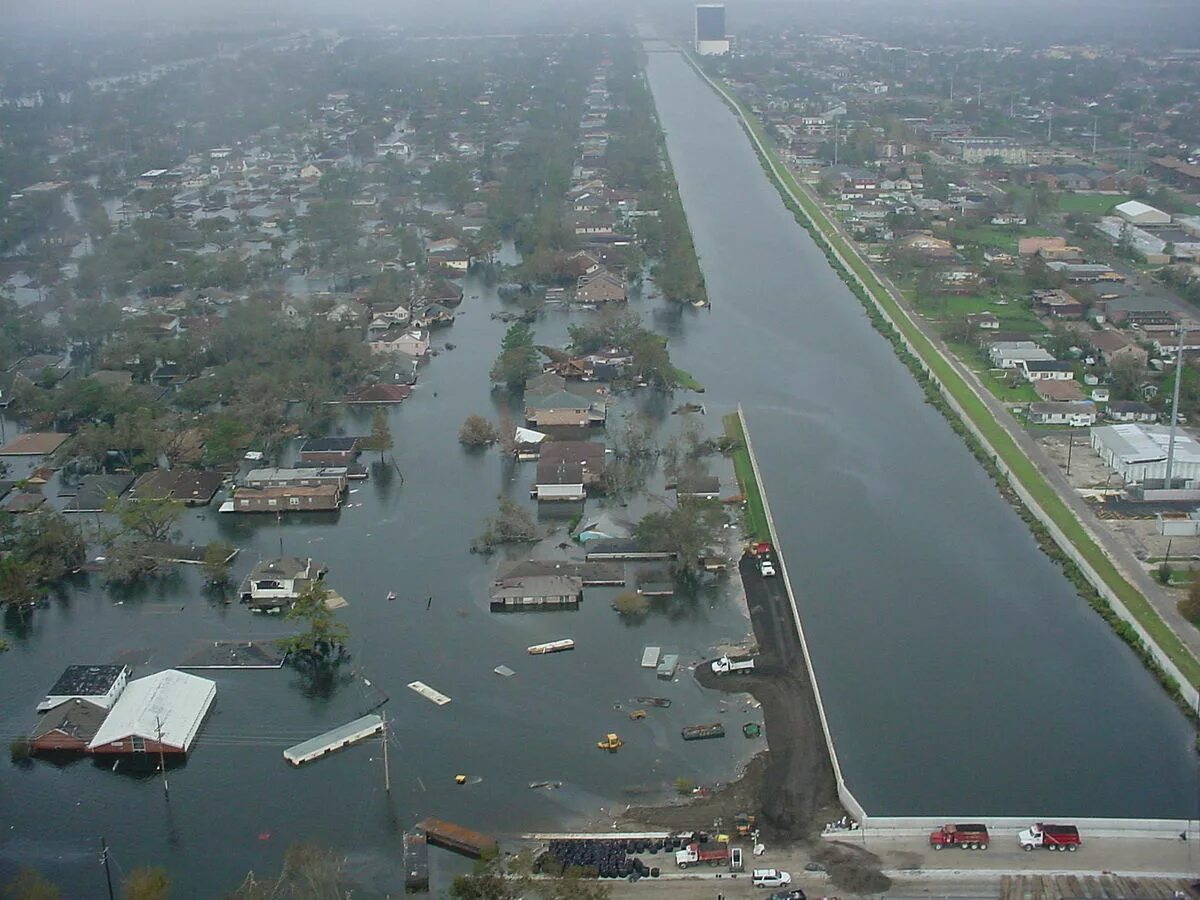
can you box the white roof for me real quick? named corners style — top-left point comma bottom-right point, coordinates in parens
top-left (514, 426), bottom-right (547, 444)
top-left (88, 669), bottom-right (216, 752)
top-left (1115, 199), bottom-right (1168, 220)
top-left (1096, 424), bottom-right (1200, 466)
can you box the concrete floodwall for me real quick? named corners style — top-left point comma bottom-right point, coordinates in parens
top-left (736, 406), bottom-right (866, 824)
top-left (834, 816), bottom-right (1198, 842)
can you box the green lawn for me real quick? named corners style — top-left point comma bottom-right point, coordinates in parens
top-left (673, 367), bottom-right (704, 392)
top-left (949, 224), bottom-right (1054, 255)
top-left (723, 412), bottom-right (769, 543)
top-left (698, 62), bottom-right (1200, 689)
top-left (1056, 193), bottom-right (1126, 216)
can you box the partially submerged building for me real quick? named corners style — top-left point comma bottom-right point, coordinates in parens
top-left (37, 664), bottom-right (130, 714)
top-left (87, 669), bottom-right (216, 756)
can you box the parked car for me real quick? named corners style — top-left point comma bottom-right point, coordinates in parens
top-left (753, 868), bottom-right (792, 888)
top-left (768, 890), bottom-right (806, 900)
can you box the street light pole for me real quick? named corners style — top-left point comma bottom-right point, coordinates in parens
top-left (1165, 326), bottom-right (1186, 491)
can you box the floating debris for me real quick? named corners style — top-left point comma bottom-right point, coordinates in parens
top-left (493, 665), bottom-right (516, 677)
top-left (408, 681), bottom-right (451, 706)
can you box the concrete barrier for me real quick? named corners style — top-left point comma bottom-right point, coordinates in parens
top-left (842, 815), bottom-right (1199, 842)
top-left (736, 405), bottom-right (865, 823)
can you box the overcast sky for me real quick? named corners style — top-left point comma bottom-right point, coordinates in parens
top-left (3, 0), bottom-right (1198, 47)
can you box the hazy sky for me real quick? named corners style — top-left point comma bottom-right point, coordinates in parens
top-left (3, 0), bottom-right (1198, 48)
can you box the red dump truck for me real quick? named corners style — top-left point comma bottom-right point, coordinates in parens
top-left (675, 841), bottom-right (729, 868)
top-left (750, 542), bottom-right (777, 577)
top-left (1018, 823), bottom-right (1081, 852)
top-left (929, 823), bottom-right (990, 850)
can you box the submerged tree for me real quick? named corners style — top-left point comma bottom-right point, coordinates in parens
top-left (490, 322), bottom-right (540, 391)
top-left (202, 540), bottom-right (236, 588)
top-left (277, 581), bottom-right (349, 661)
top-left (459, 414), bottom-right (499, 447)
top-left (360, 408), bottom-right (394, 462)
top-left (121, 867), bottom-right (171, 900)
top-left (477, 496), bottom-right (538, 548)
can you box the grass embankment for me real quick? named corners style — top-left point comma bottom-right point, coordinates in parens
top-left (673, 367), bottom-right (704, 392)
top-left (688, 54), bottom-right (1200, 696)
top-left (723, 412), bottom-right (768, 542)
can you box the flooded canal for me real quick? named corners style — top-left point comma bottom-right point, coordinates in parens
top-left (643, 45), bottom-right (1198, 819)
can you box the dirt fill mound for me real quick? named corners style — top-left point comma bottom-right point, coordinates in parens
top-left (815, 840), bottom-right (892, 895)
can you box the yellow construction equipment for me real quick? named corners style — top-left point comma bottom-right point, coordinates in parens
top-left (628, 710), bottom-right (647, 720)
top-left (596, 733), bottom-right (624, 752)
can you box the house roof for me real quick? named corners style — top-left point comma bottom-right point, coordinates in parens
top-left (46, 665), bottom-right (128, 699)
top-left (88, 669), bottom-right (216, 752)
top-left (536, 458), bottom-right (584, 485)
top-left (32, 699), bottom-right (108, 744)
top-left (0, 432), bottom-right (69, 456)
top-left (300, 437), bottom-right (358, 453)
top-left (538, 441), bottom-right (606, 467)
top-left (130, 469), bottom-right (224, 503)
top-left (677, 474), bottom-right (721, 494)
top-left (63, 473), bottom-right (135, 512)
top-left (490, 574), bottom-right (583, 600)
top-left (248, 556), bottom-right (317, 580)
top-left (345, 383), bottom-right (411, 404)
top-left (525, 391), bottom-right (591, 411)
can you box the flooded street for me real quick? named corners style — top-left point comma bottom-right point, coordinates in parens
top-left (0, 271), bottom-right (757, 895)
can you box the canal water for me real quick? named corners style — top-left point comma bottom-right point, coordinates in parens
top-left (0, 270), bottom-right (758, 895)
top-left (642, 45), bottom-right (1199, 819)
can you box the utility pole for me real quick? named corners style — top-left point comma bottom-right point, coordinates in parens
top-left (1066, 427), bottom-right (1075, 475)
top-left (833, 118), bottom-right (839, 167)
top-left (1047, 108), bottom-right (1053, 144)
top-left (100, 838), bottom-right (115, 900)
top-left (1092, 116), bottom-right (1098, 157)
top-left (381, 710), bottom-right (391, 794)
top-left (156, 716), bottom-right (169, 800)
top-left (1165, 326), bottom-right (1186, 491)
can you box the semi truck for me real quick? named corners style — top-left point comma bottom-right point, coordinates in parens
top-left (928, 823), bottom-right (990, 850)
top-left (675, 841), bottom-right (729, 868)
top-left (711, 655), bottom-right (756, 674)
top-left (1018, 823), bottom-right (1081, 852)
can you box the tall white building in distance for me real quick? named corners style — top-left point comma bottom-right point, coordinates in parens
top-left (695, 5), bottom-right (730, 56)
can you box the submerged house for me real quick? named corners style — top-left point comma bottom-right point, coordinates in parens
top-left (87, 669), bottom-right (216, 756)
top-left (489, 574), bottom-right (584, 611)
top-left (240, 556), bottom-right (327, 609)
top-left (37, 664), bottom-right (131, 714)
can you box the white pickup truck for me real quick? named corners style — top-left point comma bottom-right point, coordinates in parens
top-left (711, 655), bottom-right (756, 674)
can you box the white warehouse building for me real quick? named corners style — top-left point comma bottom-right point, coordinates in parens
top-left (1091, 423), bottom-right (1200, 485)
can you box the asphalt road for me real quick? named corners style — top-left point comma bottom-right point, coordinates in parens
top-left (693, 556), bottom-right (838, 836)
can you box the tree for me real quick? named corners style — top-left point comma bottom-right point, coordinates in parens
top-left (227, 844), bottom-right (345, 899)
top-left (277, 581), bottom-right (349, 661)
top-left (490, 323), bottom-right (540, 391)
top-left (202, 540), bottom-right (236, 587)
top-left (634, 500), bottom-right (729, 583)
top-left (361, 409), bottom-right (394, 462)
top-left (3, 868), bottom-right (62, 900)
top-left (121, 867), bottom-right (170, 900)
top-left (459, 415), bottom-right (499, 446)
top-left (107, 495), bottom-right (184, 544)
top-left (477, 496), bottom-right (537, 547)
top-left (612, 592), bottom-right (650, 617)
